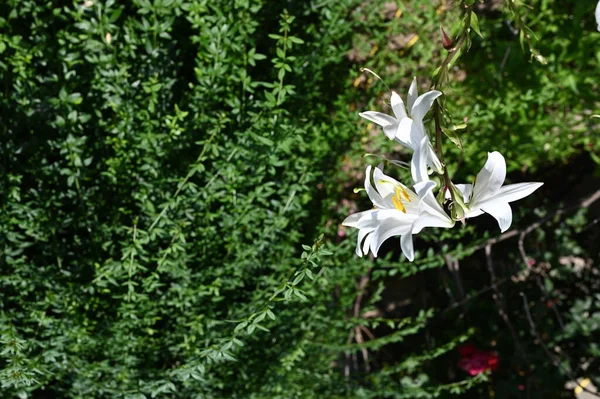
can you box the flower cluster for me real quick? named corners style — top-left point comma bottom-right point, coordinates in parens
top-left (343, 78), bottom-right (543, 261)
top-left (457, 343), bottom-right (499, 376)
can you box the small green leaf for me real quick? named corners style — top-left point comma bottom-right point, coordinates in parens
top-left (441, 127), bottom-right (463, 150)
top-left (470, 12), bottom-right (483, 38)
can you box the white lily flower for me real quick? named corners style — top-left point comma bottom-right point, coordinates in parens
top-left (343, 164), bottom-right (454, 261)
top-left (596, 0), bottom-right (600, 31)
top-left (359, 77), bottom-right (443, 173)
top-left (450, 152), bottom-right (543, 233)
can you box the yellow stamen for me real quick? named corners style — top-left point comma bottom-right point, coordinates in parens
top-left (394, 186), bottom-right (402, 200)
top-left (400, 186), bottom-right (411, 202)
top-left (392, 196), bottom-right (406, 213)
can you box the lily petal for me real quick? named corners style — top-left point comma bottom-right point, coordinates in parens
top-left (395, 117), bottom-right (416, 148)
top-left (411, 137), bottom-right (430, 183)
top-left (359, 111), bottom-right (398, 139)
top-left (369, 218), bottom-right (414, 257)
top-left (359, 111), bottom-right (396, 127)
top-left (372, 167), bottom-right (416, 200)
top-left (480, 200), bottom-right (513, 233)
top-left (471, 151), bottom-right (506, 204)
top-left (412, 214), bottom-right (454, 234)
top-left (413, 181), bottom-right (454, 233)
top-left (355, 229), bottom-right (370, 257)
top-left (364, 166), bottom-right (388, 209)
top-left (596, 0), bottom-right (600, 31)
top-left (465, 208), bottom-right (485, 219)
top-left (426, 142), bottom-right (444, 174)
top-left (343, 210), bottom-right (374, 228)
top-left (362, 233), bottom-right (373, 257)
top-left (456, 184), bottom-right (473, 202)
top-left (410, 90), bottom-right (442, 123)
top-left (491, 182), bottom-right (543, 204)
top-left (390, 92), bottom-right (408, 120)
top-left (355, 209), bottom-right (401, 230)
top-left (401, 233), bottom-right (415, 261)
top-left (407, 77), bottom-right (418, 113)
top-left (414, 180), bottom-right (437, 199)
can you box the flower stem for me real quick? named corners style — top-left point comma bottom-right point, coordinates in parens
top-left (430, 1), bottom-right (474, 205)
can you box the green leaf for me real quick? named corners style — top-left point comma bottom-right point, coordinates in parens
top-left (288, 36), bottom-right (304, 44)
top-left (470, 12), bottom-right (482, 38)
top-left (251, 133), bottom-right (274, 146)
top-left (441, 127), bottom-right (463, 150)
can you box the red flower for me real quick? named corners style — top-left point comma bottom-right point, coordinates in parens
top-left (458, 344), bottom-right (499, 376)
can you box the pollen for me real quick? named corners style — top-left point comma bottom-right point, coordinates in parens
top-left (392, 187), bottom-right (407, 213)
top-left (400, 186), bottom-right (411, 202)
top-left (392, 196), bottom-right (406, 213)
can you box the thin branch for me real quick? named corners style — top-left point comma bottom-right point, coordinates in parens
top-left (485, 245), bottom-right (528, 361)
top-left (471, 189), bottom-right (600, 253)
top-left (518, 229), bottom-right (565, 330)
top-left (445, 254), bottom-right (465, 300)
top-left (520, 292), bottom-right (600, 399)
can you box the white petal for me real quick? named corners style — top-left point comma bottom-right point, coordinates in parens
top-left (364, 166), bottom-right (387, 209)
top-left (412, 213), bottom-right (454, 234)
top-left (480, 200), bottom-right (513, 233)
top-left (369, 218), bottom-right (414, 257)
top-left (456, 183), bottom-right (473, 202)
top-left (411, 137), bottom-right (429, 183)
top-left (413, 181), bottom-right (454, 233)
top-left (359, 111), bottom-right (397, 127)
top-left (415, 180), bottom-right (450, 217)
top-left (410, 90), bottom-right (442, 123)
top-left (400, 233), bottom-right (415, 262)
top-left (491, 182), bottom-right (543, 204)
top-left (390, 92), bottom-right (408, 120)
top-left (395, 118), bottom-right (428, 150)
top-left (395, 117), bottom-right (415, 148)
top-left (426, 142), bottom-right (443, 174)
top-left (407, 77), bottom-right (418, 113)
top-left (359, 111), bottom-right (398, 139)
top-left (355, 209), bottom-right (399, 229)
top-left (355, 229), bottom-right (369, 257)
top-left (362, 232), bottom-right (373, 256)
top-left (409, 121), bottom-right (427, 147)
top-left (372, 167), bottom-right (411, 199)
top-left (596, 0), bottom-right (600, 31)
top-left (465, 208), bottom-right (485, 219)
top-left (471, 151), bottom-right (506, 204)
top-left (343, 209), bottom-right (376, 228)
top-left (414, 180), bottom-right (437, 199)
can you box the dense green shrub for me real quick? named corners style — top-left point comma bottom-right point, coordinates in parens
top-left (1, 0), bottom-right (599, 398)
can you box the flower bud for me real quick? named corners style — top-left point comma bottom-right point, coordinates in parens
top-left (440, 26), bottom-right (453, 51)
top-left (448, 183), bottom-right (468, 221)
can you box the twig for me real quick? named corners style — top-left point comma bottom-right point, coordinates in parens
top-left (520, 292), bottom-right (600, 399)
top-left (348, 270), bottom-right (373, 373)
top-left (444, 254), bottom-right (465, 301)
top-left (471, 189), bottom-right (600, 253)
top-left (344, 328), bottom-right (355, 378)
top-left (485, 245), bottom-right (528, 361)
top-left (442, 277), bottom-right (508, 315)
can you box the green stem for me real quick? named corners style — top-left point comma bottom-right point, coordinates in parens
top-left (148, 130), bottom-right (218, 232)
top-left (430, 2), bottom-right (474, 205)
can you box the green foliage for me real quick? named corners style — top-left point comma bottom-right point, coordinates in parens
top-left (1, 0), bottom-right (599, 398)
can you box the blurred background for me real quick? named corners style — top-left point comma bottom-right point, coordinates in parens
top-left (1, 0), bottom-right (599, 397)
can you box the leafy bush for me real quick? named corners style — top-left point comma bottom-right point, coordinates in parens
top-left (1, 0), bottom-right (599, 398)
